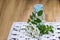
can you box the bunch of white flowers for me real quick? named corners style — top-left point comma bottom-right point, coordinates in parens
top-left (26, 23), bottom-right (40, 38)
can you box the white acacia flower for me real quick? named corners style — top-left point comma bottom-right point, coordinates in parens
top-left (26, 24), bottom-right (40, 38)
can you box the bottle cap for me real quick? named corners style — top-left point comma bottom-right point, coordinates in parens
top-left (34, 4), bottom-right (43, 12)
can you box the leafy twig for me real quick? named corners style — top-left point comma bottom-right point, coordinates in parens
top-left (27, 10), bottom-right (54, 35)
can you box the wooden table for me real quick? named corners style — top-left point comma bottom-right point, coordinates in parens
top-left (0, 0), bottom-right (60, 40)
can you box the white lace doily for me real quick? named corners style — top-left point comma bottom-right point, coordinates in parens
top-left (7, 22), bottom-right (60, 40)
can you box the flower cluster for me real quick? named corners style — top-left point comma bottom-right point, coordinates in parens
top-left (26, 23), bottom-right (40, 38)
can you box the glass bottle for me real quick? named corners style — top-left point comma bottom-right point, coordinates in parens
top-left (34, 4), bottom-right (45, 22)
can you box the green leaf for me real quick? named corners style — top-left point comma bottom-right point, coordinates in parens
top-left (30, 15), bottom-right (33, 19)
top-left (49, 30), bottom-right (54, 33)
top-left (27, 19), bottom-right (30, 23)
top-left (32, 12), bottom-right (36, 17)
top-left (49, 26), bottom-right (54, 33)
top-left (44, 30), bottom-right (48, 34)
top-left (34, 20), bottom-right (39, 23)
top-left (31, 21), bottom-right (37, 25)
top-left (31, 27), bottom-right (34, 31)
top-left (36, 18), bottom-right (42, 23)
top-left (38, 10), bottom-right (43, 16)
top-left (47, 25), bottom-right (54, 33)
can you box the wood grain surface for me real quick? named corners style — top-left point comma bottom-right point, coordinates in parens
top-left (0, 0), bottom-right (60, 40)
